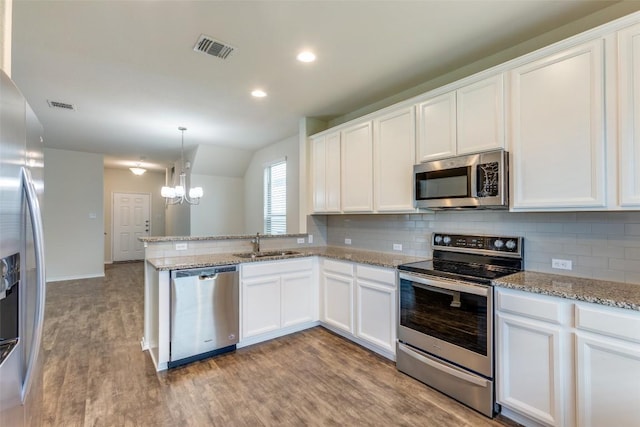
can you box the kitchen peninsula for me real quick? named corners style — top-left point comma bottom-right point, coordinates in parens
top-left (140, 233), bottom-right (424, 371)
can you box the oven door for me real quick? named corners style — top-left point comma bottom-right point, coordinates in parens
top-left (398, 272), bottom-right (493, 378)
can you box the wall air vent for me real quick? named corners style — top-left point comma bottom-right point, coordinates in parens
top-left (193, 34), bottom-right (235, 60)
top-left (47, 100), bottom-right (76, 111)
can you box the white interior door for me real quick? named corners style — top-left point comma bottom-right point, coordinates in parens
top-left (112, 192), bottom-right (150, 262)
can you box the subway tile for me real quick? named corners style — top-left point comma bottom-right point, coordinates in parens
top-left (625, 223), bottom-right (640, 236)
top-left (591, 223), bottom-right (625, 235)
top-left (625, 247), bottom-right (640, 260)
top-left (576, 255), bottom-right (607, 269)
top-left (591, 245), bottom-right (625, 258)
top-left (563, 244), bottom-right (592, 256)
top-left (562, 223), bottom-right (592, 234)
top-left (609, 258), bottom-right (640, 272)
top-left (536, 223), bottom-right (564, 233)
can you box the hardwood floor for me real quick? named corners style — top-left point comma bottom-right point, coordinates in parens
top-left (39, 262), bottom-right (517, 426)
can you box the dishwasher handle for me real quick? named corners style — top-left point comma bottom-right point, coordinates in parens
top-left (172, 265), bottom-right (238, 280)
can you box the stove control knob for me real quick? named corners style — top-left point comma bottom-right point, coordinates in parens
top-left (442, 236), bottom-right (451, 245)
top-left (505, 240), bottom-right (517, 250)
top-left (494, 239), bottom-right (504, 249)
top-left (434, 235), bottom-right (443, 244)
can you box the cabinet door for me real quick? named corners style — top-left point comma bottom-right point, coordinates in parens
top-left (325, 133), bottom-right (342, 212)
top-left (510, 40), bottom-right (606, 209)
top-left (341, 122), bottom-right (373, 212)
top-left (281, 270), bottom-right (316, 328)
top-left (576, 333), bottom-right (640, 427)
top-left (321, 271), bottom-right (354, 334)
top-left (355, 276), bottom-right (396, 353)
top-left (496, 312), bottom-right (566, 427)
top-left (311, 135), bottom-right (328, 212)
top-left (416, 91), bottom-right (456, 162)
top-left (311, 133), bottom-right (341, 213)
top-left (457, 74), bottom-right (505, 155)
top-left (242, 276), bottom-right (281, 338)
top-left (619, 23), bottom-right (640, 207)
top-left (373, 106), bottom-right (416, 212)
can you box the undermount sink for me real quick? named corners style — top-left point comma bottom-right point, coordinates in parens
top-left (234, 250), bottom-right (300, 259)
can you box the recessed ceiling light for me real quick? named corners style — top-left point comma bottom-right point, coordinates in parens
top-left (251, 89), bottom-right (267, 98)
top-left (297, 51), bottom-right (316, 63)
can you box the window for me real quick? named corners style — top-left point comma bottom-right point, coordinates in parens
top-left (264, 159), bottom-right (286, 234)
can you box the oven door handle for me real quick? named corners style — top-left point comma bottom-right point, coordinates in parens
top-left (398, 343), bottom-right (490, 388)
top-left (399, 273), bottom-right (488, 297)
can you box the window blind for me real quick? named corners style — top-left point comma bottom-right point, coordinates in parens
top-left (264, 160), bottom-right (286, 234)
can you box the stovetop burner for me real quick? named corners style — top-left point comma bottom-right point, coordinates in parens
top-left (398, 233), bottom-right (524, 285)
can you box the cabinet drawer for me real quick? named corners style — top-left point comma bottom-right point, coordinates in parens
top-left (242, 258), bottom-right (314, 278)
top-left (496, 289), bottom-right (564, 324)
top-left (356, 264), bottom-right (395, 286)
top-left (575, 303), bottom-right (640, 344)
top-left (322, 259), bottom-right (354, 276)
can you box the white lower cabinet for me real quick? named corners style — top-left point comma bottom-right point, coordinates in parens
top-left (240, 258), bottom-right (316, 345)
top-left (496, 312), bottom-right (567, 427)
top-left (574, 304), bottom-right (640, 427)
top-left (320, 258), bottom-right (396, 359)
top-left (320, 259), bottom-right (355, 334)
top-left (496, 287), bottom-right (640, 427)
top-left (355, 264), bottom-right (396, 354)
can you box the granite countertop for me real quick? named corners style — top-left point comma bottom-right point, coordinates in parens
top-left (139, 233), bottom-right (307, 243)
top-left (146, 246), bottom-right (427, 271)
top-left (493, 271), bottom-right (640, 311)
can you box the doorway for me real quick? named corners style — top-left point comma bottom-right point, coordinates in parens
top-left (112, 192), bottom-right (150, 262)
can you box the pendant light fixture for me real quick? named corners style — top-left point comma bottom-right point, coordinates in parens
top-left (161, 127), bottom-right (203, 205)
top-left (129, 164), bottom-right (146, 175)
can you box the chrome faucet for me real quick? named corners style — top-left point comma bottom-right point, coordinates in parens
top-left (252, 232), bottom-right (261, 253)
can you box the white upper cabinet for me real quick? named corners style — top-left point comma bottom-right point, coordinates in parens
top-left (510, 39), bottom-right (606, 210)
top-left (457, 75), bottom-right (505, 155)
top-left (416, 91), bottom-right (457, 162)
top-left (416, 74), bottom-right (504, 163)
top-left (373, 106), bottom-right (416, 212)
top-left (311, 132), bottom-right (341, 213)
top-left (341, 121), bottom-right (374, 212)
top-left (618, 22), bottom-right (640, 207)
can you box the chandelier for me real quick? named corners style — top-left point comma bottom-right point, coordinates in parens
top-left (161, 127), bottom-right (203, 205)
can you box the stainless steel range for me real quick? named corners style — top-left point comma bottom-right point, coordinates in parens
top-left (396, 233), bottom-right (523, 417)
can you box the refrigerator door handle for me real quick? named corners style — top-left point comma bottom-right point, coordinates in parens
top-left (20, 167), bottom-right (46, 402)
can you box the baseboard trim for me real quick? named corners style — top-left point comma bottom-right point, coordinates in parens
top-left (46, 273), bottom-right (105, 283)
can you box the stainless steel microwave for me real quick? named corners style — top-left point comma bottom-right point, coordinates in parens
top-left (414, 150), bottom-right (508, 209)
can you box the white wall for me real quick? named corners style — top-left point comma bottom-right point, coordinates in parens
top-left (44, 148), bottom-right (104, 281)
top-left (244, 134), bottom-right (299, 234)
top-left (103, 168), bottom-right (166, 263)
top-left (190, 174), bottom-right (245, 236)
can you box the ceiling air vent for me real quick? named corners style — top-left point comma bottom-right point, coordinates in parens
top-left (193, 34), bottom-right (235, 60)
top-left (47, 100), bottom-right (76, 111)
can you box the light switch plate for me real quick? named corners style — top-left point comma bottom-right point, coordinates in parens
top-left (175, 243), bottom-right (188, 251)
top-left (393, 243), bottom-right (402, 251)
top-left (345, 238), bottom-right (352, 245)
top-left (297, 238), bottom-right (305, 244)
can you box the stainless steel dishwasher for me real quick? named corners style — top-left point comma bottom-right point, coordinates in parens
top-left (169, 264), bottom-right (239, 368)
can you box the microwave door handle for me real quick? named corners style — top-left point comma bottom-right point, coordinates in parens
top-left (399, 272), bottom-right (488, 296)
top-left (470, 164), bottom-right (478, 198)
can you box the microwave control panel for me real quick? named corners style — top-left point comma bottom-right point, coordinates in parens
top-left (476, 162), bottom-right (500, 198)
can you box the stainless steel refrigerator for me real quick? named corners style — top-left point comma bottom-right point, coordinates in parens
top-left (0, 69), bottom-right (46, 426)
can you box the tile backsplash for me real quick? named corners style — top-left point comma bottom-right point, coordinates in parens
top-left (323, 211), bottom-right (640, 284)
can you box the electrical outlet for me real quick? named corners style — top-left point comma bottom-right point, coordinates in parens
top-left (297, 238), bottom-right (305, 244)
top-left (175, 243), bottom-right (188, 251)
top-left (308, 234), bottom-right (313, 244)
top-left (345, 238), bottom-right (352, 245)
top-left (552, 259), bottom-right (572, 270)
top-left (393, 243), bottom-right (403, 251)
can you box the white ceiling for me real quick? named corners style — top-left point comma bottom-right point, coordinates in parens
top-left (11, 0), bottom-right (623, 172)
